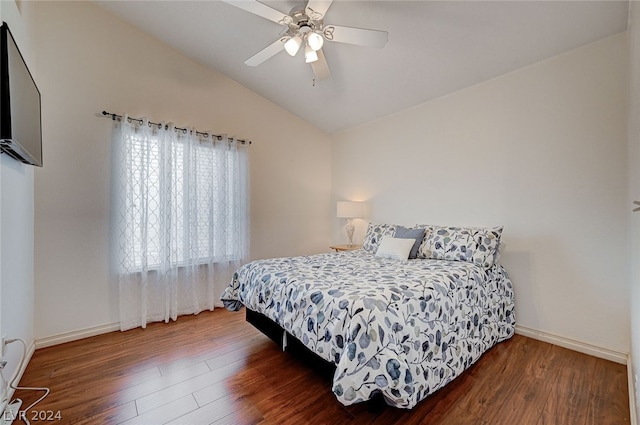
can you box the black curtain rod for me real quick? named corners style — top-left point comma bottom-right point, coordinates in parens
top-left (101, 111), bottom-right (251, 145)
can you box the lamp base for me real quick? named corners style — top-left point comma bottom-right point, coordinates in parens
top-left (346, 219), bottom-right (355, 247)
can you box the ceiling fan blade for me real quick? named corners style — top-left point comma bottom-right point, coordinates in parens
top-left (244, 37), bottom-right (286, 66)
top-left (311, 49), bottom-right (331, 81)
top-left (323, 25), bottom-right (388, 48)
top-left (305, 0), bottom-right (333, 20)
top-left (222, 0), bottom-right (290, 25)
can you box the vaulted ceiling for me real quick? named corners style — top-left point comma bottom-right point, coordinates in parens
top-left (96, 1), bottom-right (629, 134)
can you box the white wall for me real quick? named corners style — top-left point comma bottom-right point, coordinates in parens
top-left (333, 33), bottom-right (629, 355)
top-left (18, 0), bottom-right (634, 395)
top-left (31, 1), bottom-right (332, 340)
top-left (0, 0), bottom-right (36, 409)
top-left (628, 0), bottom-right (640, 419)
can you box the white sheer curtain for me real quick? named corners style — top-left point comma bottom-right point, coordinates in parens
top-left (111, 116), bottom-right (249, 331)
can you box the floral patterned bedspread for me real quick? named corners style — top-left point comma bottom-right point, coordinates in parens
top-left (221, 249), bottom-right (515, 409)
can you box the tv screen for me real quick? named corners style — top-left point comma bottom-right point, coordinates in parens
top-left (0, 22), bottom-right (42, 167)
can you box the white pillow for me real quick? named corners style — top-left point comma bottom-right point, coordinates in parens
top-left (375, 236), bottom-right (415, 260)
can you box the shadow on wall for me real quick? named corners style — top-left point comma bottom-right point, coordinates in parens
top-left (499, 236), bottom-right (606, 345)
top-left (499, 247), bottom-right (533, 328)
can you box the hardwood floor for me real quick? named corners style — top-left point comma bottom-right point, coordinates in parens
top-left (10, 309), bottom-right (629, 424)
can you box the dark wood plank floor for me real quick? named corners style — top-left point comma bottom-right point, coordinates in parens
top-left (11, 309), bottom-right (629, 424)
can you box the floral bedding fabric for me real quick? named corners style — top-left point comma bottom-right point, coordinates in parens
top-left (362, 223), bottom-right (398, 253)
top-left (221, 250), bottom-right (515, 409)
top-left (417, 225), bottom-right (503, 268)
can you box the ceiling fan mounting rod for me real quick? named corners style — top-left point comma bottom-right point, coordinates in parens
top-left (288, 7), bottom-right (322, 32)
top-left (299, 24), bottom-right (312, 35)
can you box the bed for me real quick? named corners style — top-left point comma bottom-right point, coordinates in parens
top-left (221, 223), bottom-right (515, 409)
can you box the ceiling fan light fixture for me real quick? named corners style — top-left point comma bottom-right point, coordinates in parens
top-left (307, 32), bottom-right (324, 51)
top-left (284, 35), bottom-right (302, 56)
top-left (304, 44), bottom-right (318, 63)
top-left (226, 0), bottom-right (388, 82)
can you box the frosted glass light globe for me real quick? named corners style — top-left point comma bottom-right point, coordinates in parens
top-left (307, 32), bottom-right (324, 51)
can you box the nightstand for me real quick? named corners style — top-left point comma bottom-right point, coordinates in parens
top-left (329, 244), bottom-right (362, 252)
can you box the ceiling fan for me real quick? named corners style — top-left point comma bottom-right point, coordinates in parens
top-left (222, 0), bottom-right (388, 82)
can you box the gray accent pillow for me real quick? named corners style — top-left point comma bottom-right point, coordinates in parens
top-left (394, 226), bottom-right (426, 259)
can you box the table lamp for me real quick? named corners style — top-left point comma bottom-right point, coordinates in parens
top-left (337, 201), bottom-right (363, 247)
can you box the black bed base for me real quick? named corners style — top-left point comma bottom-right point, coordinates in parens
top-left (245, 308), bottom-right (336, 380)
top-left (245, 308), bottom-right (386, 411)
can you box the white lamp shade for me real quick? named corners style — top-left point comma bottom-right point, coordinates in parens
top-left (284, 36), bottom-right (302, 56)
top-left (337, 201), bottom-right (363, 218)
top-left (307, 32), bottom-right (324, 51)
top-left (304, 44), bottom-right (318, 63)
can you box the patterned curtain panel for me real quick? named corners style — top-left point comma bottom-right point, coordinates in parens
top-left (110, 116), bottom-right (249, 331)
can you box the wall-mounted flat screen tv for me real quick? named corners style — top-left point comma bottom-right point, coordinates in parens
top-left (0, 21), bottom-right (42, 167)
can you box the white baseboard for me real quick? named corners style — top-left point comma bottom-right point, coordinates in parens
top-left (515, 325), bottom-right (627, 364)
top-left (36, 321), bottom-right (627, 363)
top-left (517, 325), bottom-right (637, 422)
top-left (629, 356), bottom-right (638, 425)
top-left (35, 323), bottom-right (120, 349)
top-left (20, 320), bottom-right (637, 424)
top-left (32, 321), bottom-right (630, 364)
top-left (24, 320), bottom-right (640, 423)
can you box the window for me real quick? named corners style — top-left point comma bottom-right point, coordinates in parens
top-left (117, 124), bottom-right (248, 272)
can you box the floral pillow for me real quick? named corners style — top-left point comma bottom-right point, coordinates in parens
top-left (362, 223), bottom-right (397, 253)
top-left (417, 225), bottom-right (503, 268)
top-left (414, 224), bottom-right (435, 236)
